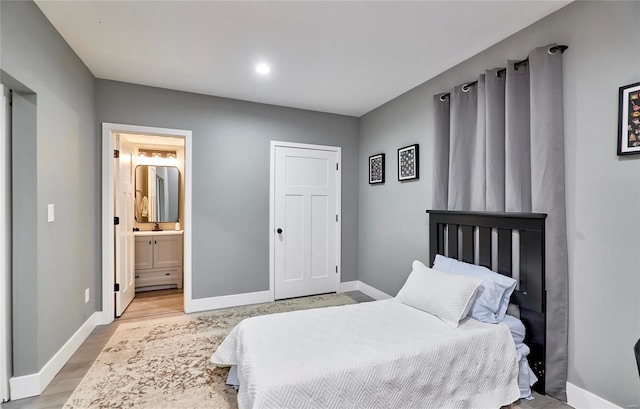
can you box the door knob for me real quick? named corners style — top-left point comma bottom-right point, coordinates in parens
top-left (277, 228), bottom-right (283, 234)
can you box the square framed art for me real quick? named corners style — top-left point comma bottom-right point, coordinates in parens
top-left (618, 81), bottom-right (640, 155)
top-left (369, 153), bottom-right (385, 184)
top-left (398, 144), bottom-right (419, 181)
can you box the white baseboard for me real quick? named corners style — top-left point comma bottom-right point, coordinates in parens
top-left (337, 281), bottom-right (359, 292)
top-left (99, 310), bottom-right (114, 326)
top-left (337, 280), bottom-right (392, 300)
top-left (9, 312), bottom-right (100, 400)
top-left (567, 382), bottom-right (622, 409)
top-left (188, 281), bottom-right (392, 313)
top-left (356, 281), bottom-right (392, 300)
top-left (187, 290), bottom-right (274, 313)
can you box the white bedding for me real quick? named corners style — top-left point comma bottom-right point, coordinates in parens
top-left (211, 299), bottom-right (520, 409)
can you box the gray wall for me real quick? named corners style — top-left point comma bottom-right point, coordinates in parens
top-left (1, 1), bottom-right (99, 375)
top-left (10, 91), bottom-right (38, 376)
top-left (358, 1), bottom-right (640, 406)
top-left (96, 80), bottom-right (359, 298)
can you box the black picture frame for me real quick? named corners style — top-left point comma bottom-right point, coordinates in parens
top-left (369, 153), bottom-right (385, 184)
top-left (617, 81), bottom-right (640, 155)
top-left (398, 144), bottom-right (419, 181)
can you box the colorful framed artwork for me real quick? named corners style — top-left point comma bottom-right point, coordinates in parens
top-left (618, 81), bottom-right (640, 155)
top-left (369, 153), bottom-right (385, 184)
top-left (398, 144), bottom-right (419, 181)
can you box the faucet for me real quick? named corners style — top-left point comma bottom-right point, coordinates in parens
top-left (154, 222), bottom-right (160, 231)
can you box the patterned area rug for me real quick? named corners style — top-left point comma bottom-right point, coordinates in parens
top-left (64, 293), bottom-right (356, 409)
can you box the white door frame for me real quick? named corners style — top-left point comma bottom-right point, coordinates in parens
top-left (269, 141), bottom-right (342, 299)
top-left (101, 123), bottom-right (193, 325)
top-left (1, 86), bottom-right (12, 402)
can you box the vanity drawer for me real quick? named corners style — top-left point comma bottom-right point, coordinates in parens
top-left (135, 267), bottom-right (182, 288)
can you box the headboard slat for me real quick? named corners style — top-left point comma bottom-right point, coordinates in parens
top-left (478, 226), bottom-right (492, 269)
top-left (437, 224), bottom-right (446, 258)
top-left (497, 228), bottom-right (512, 278)
top-left (461, 225), bottom-right (474, 263)
top-left (447, 225), bottom-right (458, 259)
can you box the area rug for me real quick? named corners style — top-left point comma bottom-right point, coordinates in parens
top-left (63, 293), bottom-right (356, 409)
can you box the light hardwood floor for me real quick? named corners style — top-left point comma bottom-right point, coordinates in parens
top-left (1, 290), bottom-right (572, 409)
top-left (119, 288), bottom-right (184, 321)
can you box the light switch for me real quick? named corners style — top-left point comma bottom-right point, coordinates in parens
top-left (47, 204), bottom-right (54, 222)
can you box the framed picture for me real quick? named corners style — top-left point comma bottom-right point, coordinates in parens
top-left (369, 153), bottom-right (385, 184)
top-left (398, 144), bottom-right (419, 181)
top-left (618, 81), bottom-right (640, 155)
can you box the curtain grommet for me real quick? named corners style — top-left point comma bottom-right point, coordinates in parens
top-left (462, 84), bottom-right (470, 93)
top-left (548, 45), bottom-right (569, 55)
top-left (439, 95), bottom-right (447, 102)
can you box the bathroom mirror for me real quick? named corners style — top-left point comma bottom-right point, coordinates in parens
top-left (135, 165), bottom-right (179, 223)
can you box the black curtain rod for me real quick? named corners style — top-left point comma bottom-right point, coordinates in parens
top-left (439, 45), bottom-right (568, 101)
top-left (496, 45), bottom-right (569, 77)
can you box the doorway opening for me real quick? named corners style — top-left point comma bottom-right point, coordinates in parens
top-left (118, 133), bottom-right (185, 319)
top-left (101, 123), bottom-right (193, 326)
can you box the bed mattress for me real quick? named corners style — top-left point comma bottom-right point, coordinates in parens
top-left (212, 299), bottom-right (520, 409)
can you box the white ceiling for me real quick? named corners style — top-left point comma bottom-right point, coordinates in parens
top-left (35, 1), bottom-right (571, 117)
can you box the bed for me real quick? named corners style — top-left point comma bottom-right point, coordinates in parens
top-left (211, 210), bottom-right (547, 408)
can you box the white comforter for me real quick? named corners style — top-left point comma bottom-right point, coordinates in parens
top-left (211, 299), bottom-right (520, 409)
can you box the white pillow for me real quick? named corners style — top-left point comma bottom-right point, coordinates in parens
top-left (432, 254), bottom-right (517, 323)
top-left (395, 260), bottom-right (483, 328)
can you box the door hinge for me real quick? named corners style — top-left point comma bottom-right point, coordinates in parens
top-left (114, 283), bottom-right (120, 292)
top-left (336, 163), bottom-right (339, 171)
top-left (113, 149), bottom-right (120, 158)
top-left (335, 266), bottom-right (338, 273)
top-left (336, 214), bottom-right (338, 222)
top-left (114, 216), bottom-right (120, 225)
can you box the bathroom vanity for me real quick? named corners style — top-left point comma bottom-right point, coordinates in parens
top-left (134, 230), bottom-right (183, 291)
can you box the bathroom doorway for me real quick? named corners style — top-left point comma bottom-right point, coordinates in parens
top-left (101, 123), bottom-right (193, 326)
top-left (118, 132), bottom-right (185, 318)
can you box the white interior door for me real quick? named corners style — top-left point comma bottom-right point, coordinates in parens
top-left (1, 86), bottom-right (12, 402)
top-left (274, 145), bottom-right (339, 300)
top-left (115, 137), bottom-right (135, 317)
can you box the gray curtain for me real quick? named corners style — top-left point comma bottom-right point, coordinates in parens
top-left (432, 44), bottom-right (568, 400)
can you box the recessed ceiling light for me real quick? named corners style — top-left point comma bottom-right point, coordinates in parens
top-left (255, 63), bottom-right (271, 75)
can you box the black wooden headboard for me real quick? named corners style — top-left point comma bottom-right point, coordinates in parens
top-left (426, 210), bottom-right (547, 395)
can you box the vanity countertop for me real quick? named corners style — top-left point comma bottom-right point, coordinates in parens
top-left (134, 230), bottom-right (183, 237)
